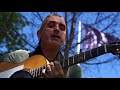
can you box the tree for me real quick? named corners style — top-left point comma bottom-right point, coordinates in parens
top-left (0, 12), bottom-right (30, 55)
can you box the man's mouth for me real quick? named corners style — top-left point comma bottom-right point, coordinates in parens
top-left (51, 35), bottom-right (60, 40)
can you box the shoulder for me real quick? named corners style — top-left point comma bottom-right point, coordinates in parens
top-left (0, 49), bottom-right (31, 63)
top-left (67, 64), bottom-right (82, 78)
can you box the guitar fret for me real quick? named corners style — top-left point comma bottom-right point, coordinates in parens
top-left (35, 70), bottom-right (37, 78)
top-left (83, 52), bottom-right (86, 60)
top-left (73, 53), bottom-right (83, 64)
top-left (77, 55), bottom-right (79, 63)
top-left (34, 69), bottom-right (36, 77)
top-left (38, 67), bottom-right (41, 76)
top-left (76, 55), bottom-right (79, 63)
top-left (44, 66), bottom-right (46, 73)
top-left (91, 48), bottom-right (97, 58)
top-left (33, 70), bottom-right (35, 78)
top-left (37, 68), bottom-right (39, 77)
top-left (79, 53), bottom-right (83, 62)
top-left (31, 70), bottom-right (34, 77)
top-left (99, 46), bottom-right (106, 55)
top-left (89, 50), bottom-right (92, 57)
top-left (78, 54), bottom-right (80, 62)
top-left (104, 44), bottom-right (107, 53)
top-left (85, 51), bottom-right (90, 61)
top-left (35, 69), bottom-right (37, 77)
top-left (38, 67), bottom-right (42, 77)
top-left (32, 70), bottom-right (35, 78)
top-left (97, 47), bottom-right (99, 55)
top-left (68, 58), bottom-right (69, 66)
top-left (28, 70), bottom-right (31, 74)
top-left (37, 68), bottom-right (40, 76)
top-left (35, 68), bottom-right (38, 77)
top-left (31, 70), bottom-right (33, 77)
top-left (73, 56), bottom-right (74, 64)
top-left (38, 68), bottom-right (40, 76)
top-left (39, 66), bottom-right (44, 76)
top-left (34, 69), bottom-right (36, 78)
top-left (69, 56), bottom-right (74, 67)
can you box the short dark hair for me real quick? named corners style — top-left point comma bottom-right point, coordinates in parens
top-left (39, 14), bottom-right (63, 32)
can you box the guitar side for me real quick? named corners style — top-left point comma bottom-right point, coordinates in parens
top-left (0, 55), bottom-right (47, 72)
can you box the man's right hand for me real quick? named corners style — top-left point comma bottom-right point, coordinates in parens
top-left (42, 61), bottom-right (65, 78)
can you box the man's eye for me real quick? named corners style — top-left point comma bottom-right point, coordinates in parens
top-left (59, 24), bottom-right (65, 31)
top-left (47, 22), bottom-right (55, 28)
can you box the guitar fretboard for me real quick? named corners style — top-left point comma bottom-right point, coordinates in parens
top-left (60, 44), bottom-right (109, 68)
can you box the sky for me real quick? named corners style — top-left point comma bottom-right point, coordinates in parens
top-left (81, 53), bottom-right (120, 78)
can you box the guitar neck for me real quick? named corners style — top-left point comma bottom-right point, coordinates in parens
top-left (60, 44), bottom-right (110, 68)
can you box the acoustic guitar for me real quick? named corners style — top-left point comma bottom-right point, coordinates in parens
top-left (0, 42), bottom-right (120, 78)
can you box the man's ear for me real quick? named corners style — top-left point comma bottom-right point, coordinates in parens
top-left (37, 29), bottom-right (41, 39)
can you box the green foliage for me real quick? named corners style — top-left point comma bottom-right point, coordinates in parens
top-left (0, 12), bottom-right (30, 55)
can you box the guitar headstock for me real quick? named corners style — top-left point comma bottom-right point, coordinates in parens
top-left (107, 42), bottom-right (120, 55)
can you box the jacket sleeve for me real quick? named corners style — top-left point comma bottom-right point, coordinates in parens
top-left (66, 64), bottom-right (82, 78)
top-left (0, 50), bottom-right (30, 63)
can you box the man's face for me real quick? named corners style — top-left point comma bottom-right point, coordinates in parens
top-left (39, 16), bottom-right (66, 47)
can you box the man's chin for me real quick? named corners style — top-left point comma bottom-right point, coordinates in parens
top-left (50, 41), bottom-right (61, 46)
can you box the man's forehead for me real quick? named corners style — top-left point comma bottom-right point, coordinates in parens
top-left (46, 16), bottom-right (66, 25)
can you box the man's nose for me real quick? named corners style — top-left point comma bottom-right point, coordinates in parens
top-left (54, 24), bottom-right (60, 33)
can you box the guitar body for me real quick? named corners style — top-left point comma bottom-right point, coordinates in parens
top-left (0, 55), bottom-right (49, 78)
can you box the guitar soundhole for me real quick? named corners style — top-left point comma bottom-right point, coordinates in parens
top-left (10, 70), bottom-right (33, 78)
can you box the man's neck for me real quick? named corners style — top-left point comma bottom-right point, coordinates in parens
top-left (40, 44), bottom-right (60, 61)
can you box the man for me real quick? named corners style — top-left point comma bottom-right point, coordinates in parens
top-left (0, 14), bottom-right (82, 78)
